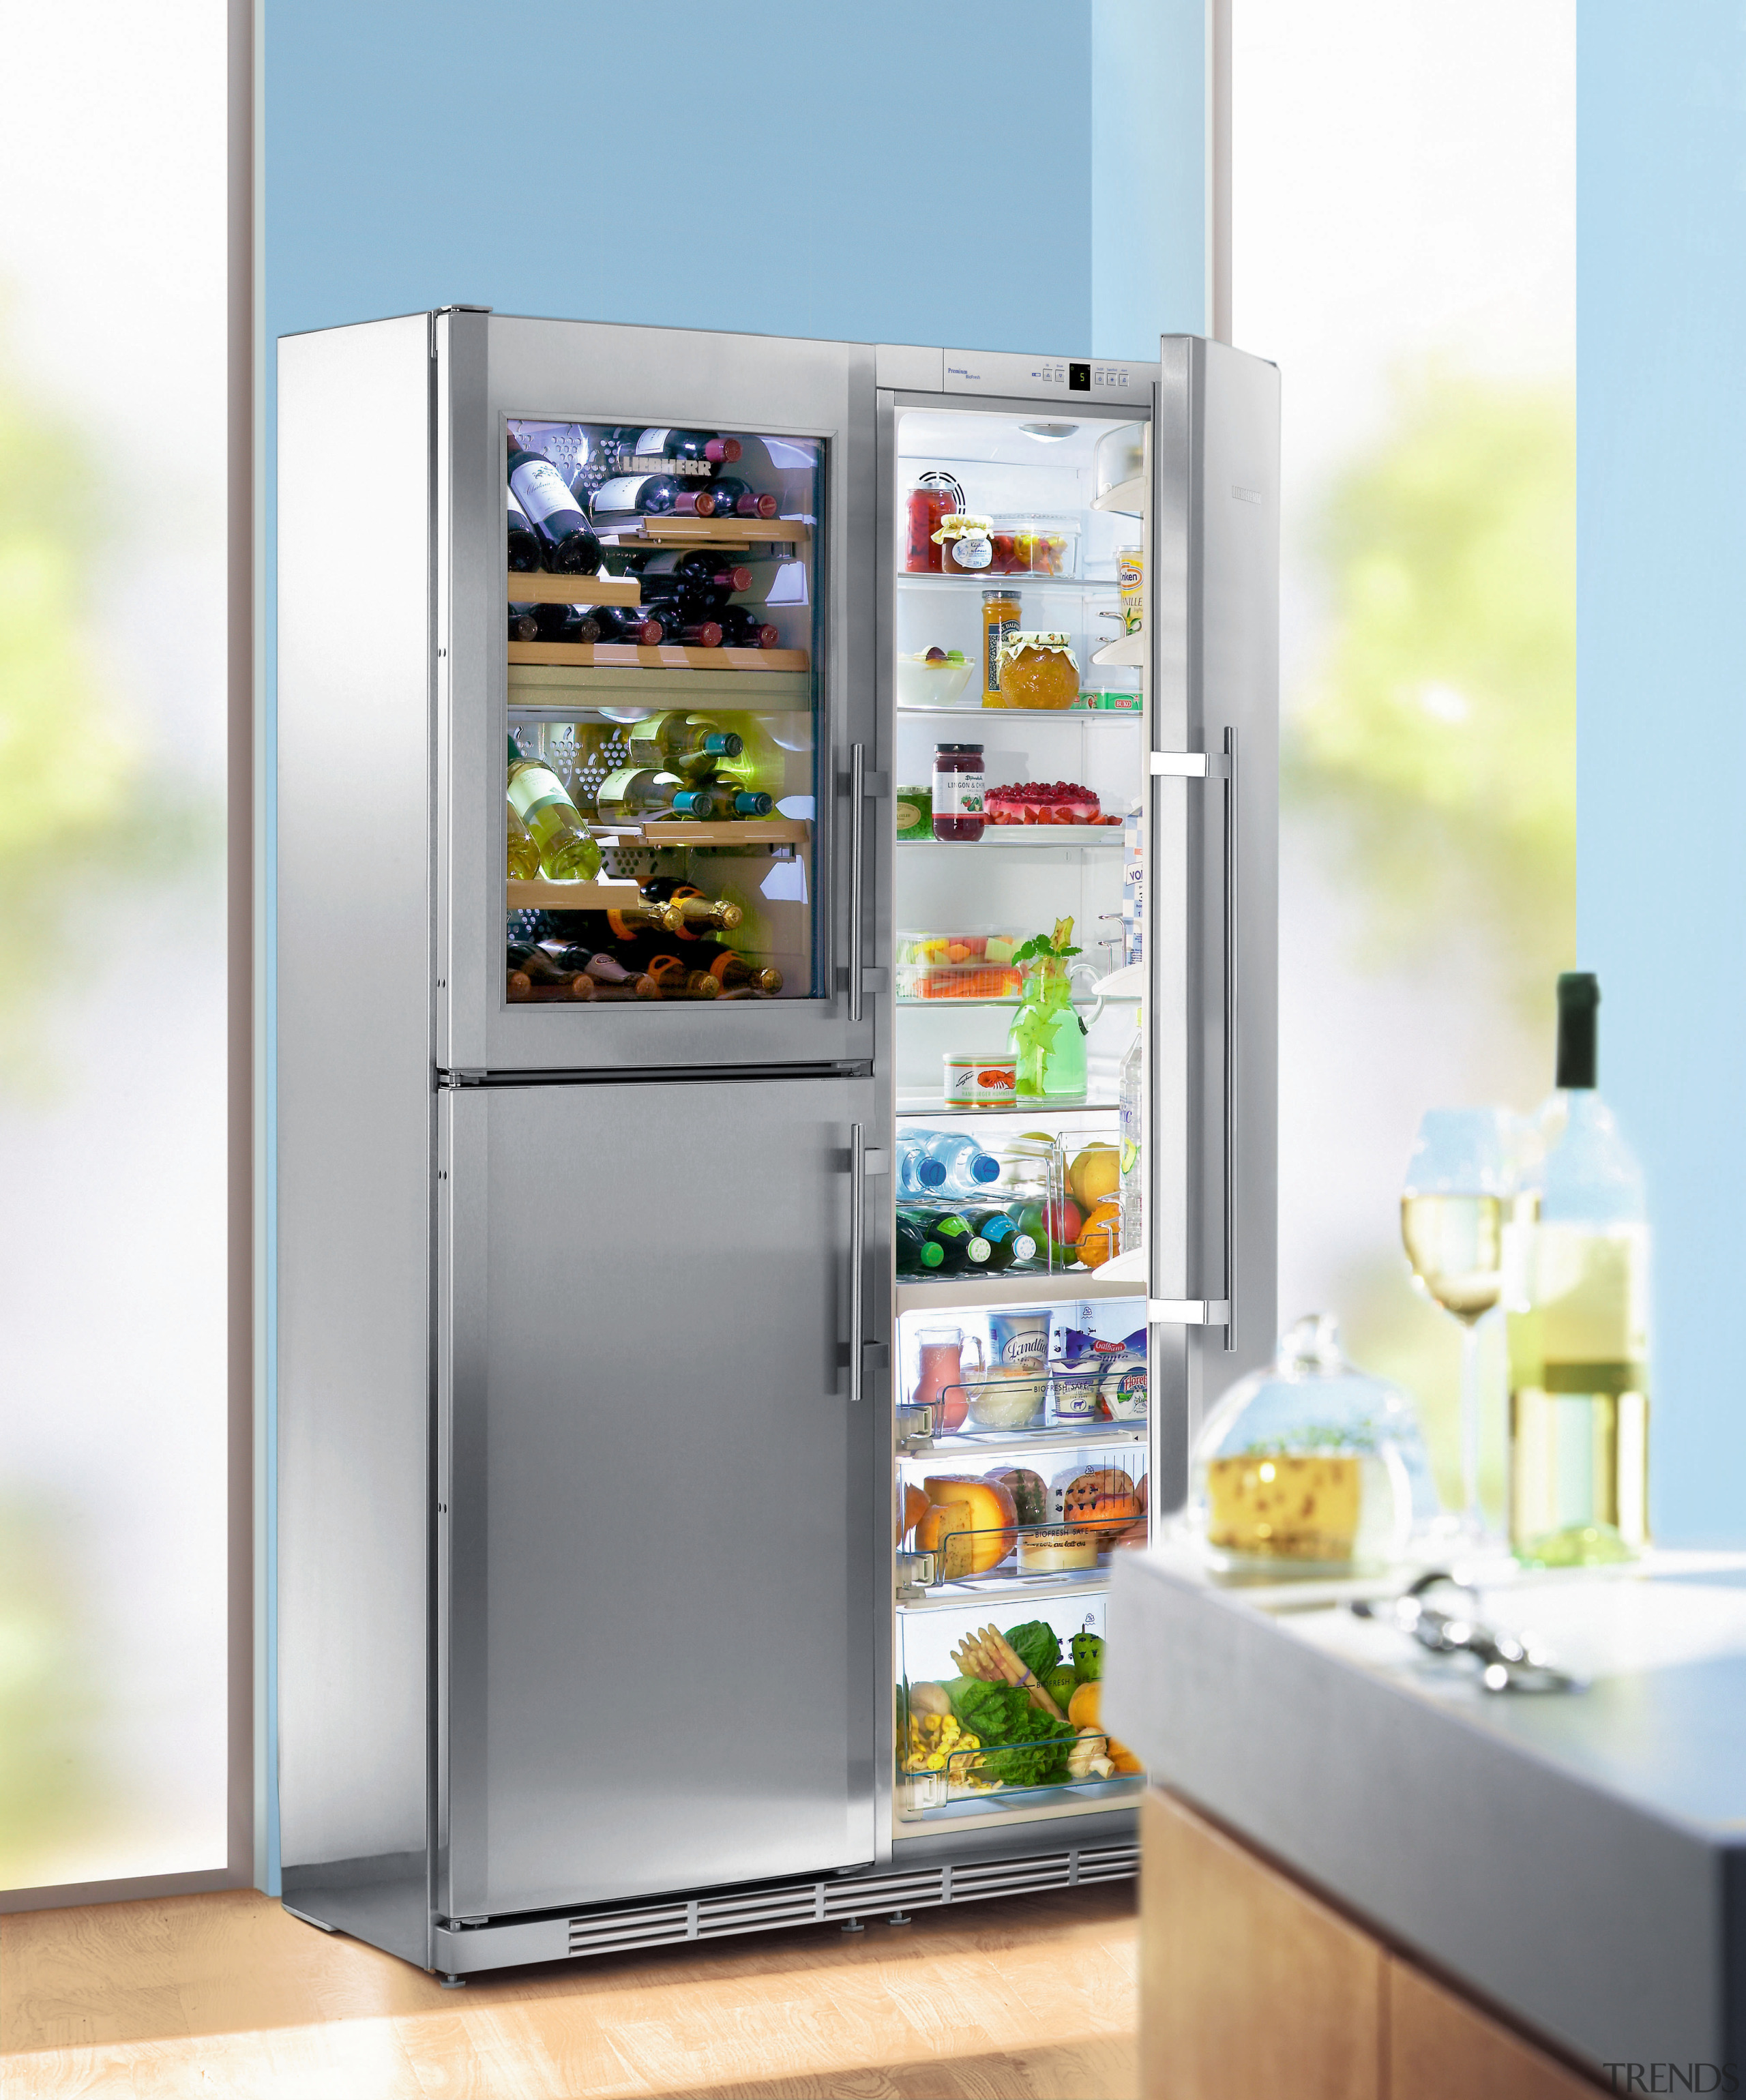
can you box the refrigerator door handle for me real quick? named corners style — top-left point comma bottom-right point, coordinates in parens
top-left (847, 744), bottom-right (867, 1020)
top-left (846, 1128), bottom-right (890, 1404)
top-left (1220, 726), bottom-right (1237, 1350)
top-left (848, 1123), bottom-right (865, 1401)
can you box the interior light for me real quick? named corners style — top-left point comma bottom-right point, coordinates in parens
top-left (1020, 422), bottom-right (1080, 441)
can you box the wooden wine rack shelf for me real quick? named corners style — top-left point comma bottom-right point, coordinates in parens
top-left (508, 663), bottom-right (812, 708)
top-left (508, 641), bottom-right (810, 672)
top-left (594, 517), bottom-right (811, 550)
top-left (602, 818), bottom-right (810, 848)
top-left (507, 876), bottom-right (642, 908)
top-left (507, 572), bottom-right (642, 606)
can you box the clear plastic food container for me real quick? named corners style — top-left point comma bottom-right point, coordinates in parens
top-left (988, 515), bottom-right (1079, 578)
top-left (896, 929), bottom-right (1028, 1001)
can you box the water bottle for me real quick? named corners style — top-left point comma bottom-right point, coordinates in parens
top-left (896, 1132), bottom-right (948, 1196)
top-left (926, 1132), bottom-right (1003, 1199)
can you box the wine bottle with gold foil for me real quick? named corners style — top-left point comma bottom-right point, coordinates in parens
top-left (1506, 973), bottom-right (1651, 1567)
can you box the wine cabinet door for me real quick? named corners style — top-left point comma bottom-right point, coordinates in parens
top-left (438, 310), bottom-right (880, 1074)
top-left (438, 1071), bottom-right (882, 1919)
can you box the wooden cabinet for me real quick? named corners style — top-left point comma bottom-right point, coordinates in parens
top-left (1140, 1790), bottom-right (1604, 2100)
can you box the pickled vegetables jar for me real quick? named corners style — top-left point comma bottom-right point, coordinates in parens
top-left (999, 631), bottom-right (1080, 711)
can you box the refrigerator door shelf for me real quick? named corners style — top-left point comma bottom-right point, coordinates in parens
top-left (896, 1417), bottom-right (1148, 1461)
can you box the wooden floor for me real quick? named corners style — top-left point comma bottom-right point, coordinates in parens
top-left (0, 1881), bottom-right (1138, 2099)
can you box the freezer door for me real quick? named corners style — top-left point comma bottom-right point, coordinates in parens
top-left (439, 1074), bottom-right (881, 1918)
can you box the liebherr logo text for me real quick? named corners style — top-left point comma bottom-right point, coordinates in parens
top-left (1603, 2067), bottom-right (1740, 2093)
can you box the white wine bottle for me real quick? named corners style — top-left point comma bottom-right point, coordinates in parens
top-left (506, 736), bottom-right (602, 881)
top-left (1506, 973), bottom-right (1650, 1566)
top-left (506, 798), bottom-right (542, 881)
top-left (594, 766), bottom-right (716, 823)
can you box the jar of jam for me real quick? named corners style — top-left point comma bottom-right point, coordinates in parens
top-left (999, 631), bottom-right (1080, 711)
top-left (906, 473), bottom-right (961, 572)
top-left (934, 514), bottom-right (995, 578)
top-left (932, 743), bottom-right (986, 841)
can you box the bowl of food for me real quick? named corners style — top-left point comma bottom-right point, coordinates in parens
top-left (966, 1364), bottom-right (1049, 1428)
top-left (896, 648), bottom-right (973, 708)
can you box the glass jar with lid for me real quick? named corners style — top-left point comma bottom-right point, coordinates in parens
top-left (998, 631), bottom-right (1080, 711)
top-left (934, 513), bottom-right (995, 578)
top-left (1187, 1314), bottom-right (1440, 1577)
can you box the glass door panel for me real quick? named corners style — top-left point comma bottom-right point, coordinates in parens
top-left (503, 419), bottom-right (824, 1007)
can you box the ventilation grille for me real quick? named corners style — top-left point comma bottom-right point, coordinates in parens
top-left (559, 1842), bottom-right (1135, 1962)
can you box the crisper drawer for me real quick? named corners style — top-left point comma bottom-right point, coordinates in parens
top-left (894, 1591), bottom-right (1143, 1830)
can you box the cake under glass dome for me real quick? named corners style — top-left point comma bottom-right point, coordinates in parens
top-left (1186, 1314), bottom-right (1440, 1578)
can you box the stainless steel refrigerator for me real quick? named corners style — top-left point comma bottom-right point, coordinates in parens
top-left (276, 309), bottom-right (1276, 1977)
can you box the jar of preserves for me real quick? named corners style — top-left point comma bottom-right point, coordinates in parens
top-left (906, 474), bottom-right (960, 572)
top-left (998, 631), bottom-right (1080, 711)
top-left (934, 514), bottom-right (995, 578)
top-left (981, 587), bottom-right (1022, 703)
top-left (931, 743), bottom-right (986, 842)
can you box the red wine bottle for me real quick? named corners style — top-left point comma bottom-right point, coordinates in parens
top-left (590, 605), bottom-right (666, 645)
top-left (636, 551), bottom-right (754, 593)
top-left (716, 604), bottom-right (781, 649)
top-left (507, 446), bottom-right (604, 574)
top-left (700, 476), bottom-right (780, 520)
top-left (507, 603), bottom-right (539, 642)
top-left (660, 615), bottom-right (724, 648)
top-left (629, 428), bottom-right (742, 466)
top-left (531, 603), bottom-right (603, 644)
top-left (507, 493), bottom-right (542, 573)
top-left (589, 473), bottom-right (711, 522)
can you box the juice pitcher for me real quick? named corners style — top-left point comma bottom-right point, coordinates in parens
top-left (911, 1326), bottom-right (983, 1434)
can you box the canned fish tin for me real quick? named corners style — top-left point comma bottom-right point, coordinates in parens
top-left (944, 1054), bottom-right (981, 1104)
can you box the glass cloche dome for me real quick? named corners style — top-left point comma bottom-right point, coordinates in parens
top-left (1187, 1314), bottom-right (1440, 1578)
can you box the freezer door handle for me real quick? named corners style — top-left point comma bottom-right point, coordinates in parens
top-left (848, 1123), bottom-right (866, 1401)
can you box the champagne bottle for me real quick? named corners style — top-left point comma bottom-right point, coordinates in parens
top-left (507, 604), bottom-right (540, 643)
top-left (626, 712), bottom-right (745, 778)
top-left (693, 947), bottom-right (782, 994)
top-left (1507, 972), bottom-right (1651, 1567)
top-left (506, 736), bottom-right (602, 881)
top-left (700, 475), bottom-right (780, 520)
top-left (640, 878), bottom-right (745, 934)
top-left (543, 900), bottom-right (689, 942)
top-left (507, 445), bottom-right (604, 574)
top-left (595, 767), bottom-right (717, 822)
top-left (505, 940), bottom-right (595, 999)
top-left (589, 605), bottom-right (667, 647)
top-left (506, 799), bottom-right (542, 880)
top-left (507, 493), bottom-right (542, 573)
top-left (589, 473), bottom-right (711, 522)
top-left (636, 551), bottom-right (754, 593)
top-left (549, 946), bottom-right (659, 997)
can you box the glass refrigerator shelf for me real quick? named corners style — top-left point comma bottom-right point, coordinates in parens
top-left (894, 1275), bottom-right (1145, 1314)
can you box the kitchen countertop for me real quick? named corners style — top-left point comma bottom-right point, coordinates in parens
top-left (1105, 1545), bottom-right (1746, 2073)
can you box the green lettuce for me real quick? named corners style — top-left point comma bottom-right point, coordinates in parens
top-left (947, 1677), bottom-right (1075, 1789)
top-left (1003, 1621), bottom-right (1062, 1685)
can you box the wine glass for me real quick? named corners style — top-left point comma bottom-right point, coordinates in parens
top-left (1400, 1108), bottom-right (1515, 1550)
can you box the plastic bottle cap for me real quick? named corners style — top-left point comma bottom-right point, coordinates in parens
top-left (971, 1156), bottom-right (1001, 1183)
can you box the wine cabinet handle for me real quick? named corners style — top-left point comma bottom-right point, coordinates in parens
top-left (848, 743), bottom-right (866, 1022)
top-left (1222, 726), bottom-right (1237, 1352)
top-left (848, 1121), bottom-right (865, 1404)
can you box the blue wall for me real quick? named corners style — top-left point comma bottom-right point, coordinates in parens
top-left (1578, 1), bottom-right (1746, 1543)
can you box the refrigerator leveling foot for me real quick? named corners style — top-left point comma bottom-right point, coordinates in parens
top-left (840, 1918), bottom-right (865, 1934)
top-left (439, 1973), bottom-right (469, 1987)
top-left (887, 1912), bottom-right (913, 1927)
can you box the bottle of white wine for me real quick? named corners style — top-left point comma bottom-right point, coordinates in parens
top-left (506, 736), bottom-right (602, 881)
top-left (594, 766), bottom-right (716, 823)
top-left (1506, 972), bottom-right (1651, 1566)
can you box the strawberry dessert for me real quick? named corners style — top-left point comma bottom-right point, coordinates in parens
top-left (986, 780), bottom-right (1105, 826)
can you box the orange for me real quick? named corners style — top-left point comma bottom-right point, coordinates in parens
top-left (1076, 1199), bottom-right (1121, 1269)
